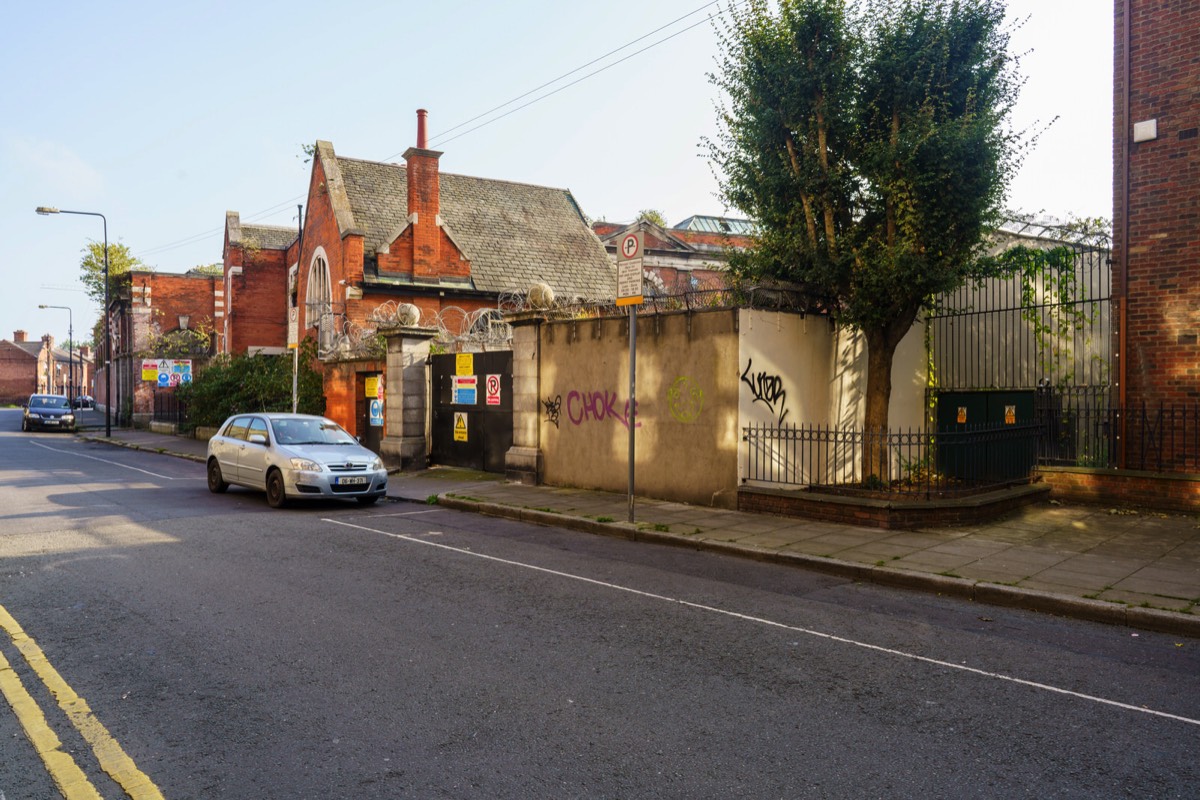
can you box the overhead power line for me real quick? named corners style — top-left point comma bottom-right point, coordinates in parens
top-left (135, 1), bottom-right (733, 264)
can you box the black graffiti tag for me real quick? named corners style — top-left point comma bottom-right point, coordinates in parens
top-left (740, 358), bottom-right (789, 424)
top-left (543, 395), bottom-right (562, 428)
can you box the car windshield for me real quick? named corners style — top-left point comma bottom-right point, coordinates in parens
top-left (31, 396), bottom-right (69, 409)
top-left (270, 418), bottom-right (357, 446)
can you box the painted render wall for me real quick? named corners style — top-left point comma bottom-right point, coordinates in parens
top-left (535, 307), bottom-right (928, 504)
top-left (538, 310), bottom-right (742, 507)
top-left (735, 309), bottom-right (926, 487)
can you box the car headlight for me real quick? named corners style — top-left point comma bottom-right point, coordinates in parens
top-left (370, 457), bottom-right (384, 471)
top-left (63, 414), bottom-right (74, 421)
top-left (290, 458), bottom-right (323, 472)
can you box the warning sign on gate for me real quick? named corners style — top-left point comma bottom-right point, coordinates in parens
top-left (485, 374), bottom-right (501, 406)
top-left (1004, 405), bottom-right (1016, 425)
top-left (453, 412), bottom-right (468, 442)
top-left (452, 375), bottom-right (477, 405)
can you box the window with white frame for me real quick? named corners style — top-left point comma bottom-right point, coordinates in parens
top-left (305, 251), bottom-right (332, 330)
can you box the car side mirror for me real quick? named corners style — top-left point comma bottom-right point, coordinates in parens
top-left (248, 433), bottom-right (268, 445)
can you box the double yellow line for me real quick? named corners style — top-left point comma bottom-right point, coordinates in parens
top-left (0, 604), bottom-right (164, 799)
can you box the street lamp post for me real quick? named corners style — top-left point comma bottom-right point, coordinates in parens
top-left (36, 207), bottom-right (110, 438)
top-left (38, 304), bottom-right (73, 406)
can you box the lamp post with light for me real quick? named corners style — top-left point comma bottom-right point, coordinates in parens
top-left (37, 304), bottom-right (73, 406)
top-left (35, 207), bottom-right (110, 438)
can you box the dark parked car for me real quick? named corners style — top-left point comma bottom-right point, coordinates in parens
top-left (23, 394), bottom-right (77, 432)
top-left (206, 413), bottom-right (387, 508)
top-left (73, 395), bottom-right (94, 409)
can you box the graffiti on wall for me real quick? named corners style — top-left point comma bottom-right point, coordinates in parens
top-left (666, 376), bottom-right (704, 423)
top-left (543, 395), bottom-right (562, 428)
top-left (740, 359), bottom-right (789, 424)
top-left (563, 390), bottom-right (642, 430)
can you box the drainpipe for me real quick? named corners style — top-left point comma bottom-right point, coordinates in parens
top-left (1117, 0), bottom-right (1132, 468)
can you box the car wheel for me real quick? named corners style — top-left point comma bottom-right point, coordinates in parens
top-left (266, 469), bottom-right (288, 508)
top-left (356, 495), bottom-right (380, 506)
top-left (207, 459), bottom-right (229, 493)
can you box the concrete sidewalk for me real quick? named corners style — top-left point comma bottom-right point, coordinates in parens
top-left (76, 424), bottom-right (1200, 638)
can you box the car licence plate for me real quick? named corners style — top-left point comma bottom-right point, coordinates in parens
top-left (336, 476), bottom-right (368, 486)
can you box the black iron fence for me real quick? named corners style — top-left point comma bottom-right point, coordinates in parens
top-left (745, 401), bottom-right (1200, 496)
top-left (1038, 395), bottom-right (1200, 473)
top-left (742, 421), bottom-right (1041, 498)
top-left (152, 390), bottom-right (189, 427)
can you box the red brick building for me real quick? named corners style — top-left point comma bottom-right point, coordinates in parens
top-left (220, 213), bottom-right (296, 356)
top-left (592, 215), bottom-right (753, 295)
top-left (103, 270), bottom-right (219, 424)
top-left (1113, 0), bottom-right (1200, 468)
top-left (0, 331), bottom-right (91, 405)
top-left (283, 111), bottom-right (613, 434)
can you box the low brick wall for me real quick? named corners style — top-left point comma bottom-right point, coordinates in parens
top-left (738, 484), bottom-right (1050, 529)
top-left (1038, 466), bottom-right (1200, 512)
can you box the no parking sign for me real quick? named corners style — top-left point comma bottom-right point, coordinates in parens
top-left (485, 374), bottom-right (501, 406)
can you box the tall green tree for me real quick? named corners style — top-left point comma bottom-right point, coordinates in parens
top-left (636, 209), bottom-right (669, 228)
top-left (79, 240), bottom-right (146, 307)
top-left (710, 0), bottom-right (1022, 476)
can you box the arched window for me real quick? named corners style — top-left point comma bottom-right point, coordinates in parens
top-left (305, 250), bottom-right (332, 328)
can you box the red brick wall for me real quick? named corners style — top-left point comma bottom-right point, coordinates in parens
top-left (738, 485), bottom-right (1049, 529)
top-left (297, 157), bottom-right (360, 333)
top-left (115, 271), bottom-right (217, 417)
top-left (1040, 467), bottom-right (1200, 513)
top-left (141, 272), bottom-right (218, 346)
top-left (0, 341), bottom-right (37, 404)
top-left (1114, 0), bottom-right (1200, 409)
top-left (322, 358), bottom-right (385, 433)
top-left (226, 248), bottom-right (288, 353)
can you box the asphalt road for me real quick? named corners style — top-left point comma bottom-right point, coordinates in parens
top-left (1, 408), bottom-right (1198, 799)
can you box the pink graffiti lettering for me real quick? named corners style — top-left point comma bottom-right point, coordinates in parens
top-left (565, 390), bottom-right (641, 429)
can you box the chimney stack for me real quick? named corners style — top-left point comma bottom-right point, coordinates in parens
top-left (403, 109), bottom-right (445, 280)
top-left (13, 330), bottom-right (26, 343)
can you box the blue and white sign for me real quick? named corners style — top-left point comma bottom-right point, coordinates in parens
top-left (369, 398), bottom-right (384, 427)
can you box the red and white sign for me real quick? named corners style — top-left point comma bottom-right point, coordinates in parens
top-left (616, 231), bottom-right (644, 307)
top-left (486, 374), bottom-right (501, 406)
top-left (620, 233), bottom-right (641, 260)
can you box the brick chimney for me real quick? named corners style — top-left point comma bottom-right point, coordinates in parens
top-left (13, 330), bottom-right (26, 343)
top-left (403, 109), bottom-right (444, 281)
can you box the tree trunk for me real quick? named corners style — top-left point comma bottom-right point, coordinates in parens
top-left (862, 328), bottom-right (895, 484)
top-left (862, 307), bottom-right (921, 483)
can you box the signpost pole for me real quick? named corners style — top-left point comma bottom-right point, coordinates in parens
top-left (627, 304), bottom-right (636, 523)
top-left (615, 230), bottom-right (644, 524)
top-left (292, 204), bottom-right (304, 413)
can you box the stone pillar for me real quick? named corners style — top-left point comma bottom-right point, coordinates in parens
top-left (380, 327), bottom-right (436, 470)
top-left (505, 315), bottom-right (544, 485)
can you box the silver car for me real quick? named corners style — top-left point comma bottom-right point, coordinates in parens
top-left (206, 413), bottom-right (387, 508)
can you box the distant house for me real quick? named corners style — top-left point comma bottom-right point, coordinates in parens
top-left (0, 330), bottom-right (90, 404)
top-left (592, 215), bottom-right (753, 295)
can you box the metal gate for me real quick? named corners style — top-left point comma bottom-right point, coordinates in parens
top-left (430, 351), bottom-right (513, 472)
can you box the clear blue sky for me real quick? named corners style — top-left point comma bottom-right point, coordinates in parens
top-left (3, 1), bottom-right (1112, 347)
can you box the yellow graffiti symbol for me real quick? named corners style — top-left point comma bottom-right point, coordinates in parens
top-left (667, 377), bottom-right (704, 423)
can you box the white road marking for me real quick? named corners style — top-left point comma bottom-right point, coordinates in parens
top-left (324, 517), bottom-right (1200, 728)
top-left (366, 509), bottom-right (440, 518)
top-left (30, 441), bottom-right (186, 480)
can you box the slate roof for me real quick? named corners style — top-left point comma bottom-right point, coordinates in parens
top-left (332, 153), bottom-right (615, 300)
top-left (237, 223), bottom-right (297, 251)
